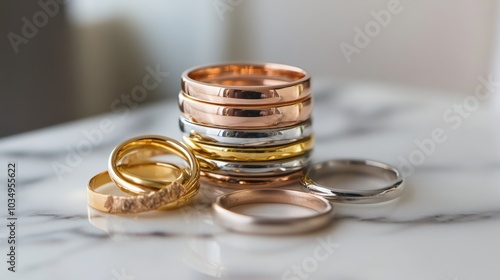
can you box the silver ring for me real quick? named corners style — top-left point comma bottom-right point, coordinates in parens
top-left (212, 189), bottom-right (334, 234)
top-left (179, 117), bottom-right (312, 147)
top-left (301, 159), bottom-right (404, 204)
top-left (197, 153), bottom-right (311, 176)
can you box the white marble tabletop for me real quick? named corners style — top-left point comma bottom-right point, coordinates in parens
top-left (1, 81), bottom-right (499, 280)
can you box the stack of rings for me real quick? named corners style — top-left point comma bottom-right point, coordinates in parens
top-left (87, 135), bottom-right (200, 213)
top-left (179, 63), bottom-right (313, 188)
top-left (85, 62), bottom-right (406, 235)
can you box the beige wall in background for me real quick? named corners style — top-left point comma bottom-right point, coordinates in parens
top-left (224, 0), bottom-right (497, 93)
top-left (69, 0), bottom-right (497, 97)
top-left (2, 0), bottom-right (498, 136)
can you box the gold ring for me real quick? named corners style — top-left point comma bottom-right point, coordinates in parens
top-left (179, 92), bottom-right (312, 129)
top-left (182, 135), bottom-right (314, 162)
top-left (116, 161), bottom-right (198, 210)
top-left (117, 161), bottom-right (185, 193)
top-left (106, 135), bottom-right (200, 211)
top-left (112, 143), bottom-right (196, 194)
top-left (181, 62), bottom-right (310, 105)
top-left (87, 166), bottom-right (186, 213)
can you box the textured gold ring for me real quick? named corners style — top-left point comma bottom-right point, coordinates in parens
top-left (86, 135), bottom-right (201, 213)
top-left (87, 165), bottom-right (186, 213)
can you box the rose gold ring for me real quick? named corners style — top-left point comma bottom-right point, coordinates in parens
top-left (200, 170), bottom-right (304, 189)
top-left (179, 92), bottom-right (312, 129)
top-left (181, 62), bottom-right (310, 105)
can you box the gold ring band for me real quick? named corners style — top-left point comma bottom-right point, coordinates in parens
top-left (181, 62), bottom-right (310, 105)
top-left (87, 167), bottom-right (186, 213)
top-left (116, 162), bottom-right (199, 210)
top-left (179, 92), bottom-right (312, 129)
top-left (108, 135), bottom-right (200, 193)
top-left (182, 135), bottom-right (314, 162)
top-left (117, 161), bottom-right (185, 193)
top-left (93, 135), bottom-right (201, 212)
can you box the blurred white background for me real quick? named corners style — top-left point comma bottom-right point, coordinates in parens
top-left (1, 0), bottom-right (499, 136)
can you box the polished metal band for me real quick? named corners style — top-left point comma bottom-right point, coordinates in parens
top-left (196, 153), bottom-right (311, 177)
top-left (302, 159), bottom-right (404, 203)
top-left (212, 189), bottom-right (334, 234)
top-left (181, 62), bottom-right (311, 105)
top-left (116, 162), bottom-right (198, 210)
top-left (179, 92), bottom-right (312, 129)
top-left (201, 170), bottom-right (304, 189)
top-left (108, 135), bottom-right (200, 193)
top-left (179, 117), bottom-right (313, 147)
top-left (182, 135), bottom-right (313, 162)
top-left (100, 135), bottom-right (201, 212)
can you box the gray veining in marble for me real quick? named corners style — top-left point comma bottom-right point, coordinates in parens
top-left (1, 82), bottom-right (499, 280)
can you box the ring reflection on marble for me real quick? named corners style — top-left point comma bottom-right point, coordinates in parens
top-left (301, 159), bottom-right (404, 204)
top-left (212, 189), bottom-right (334, 234)
top-left (181, 62), bottom-right (311, 105)
top-left (179, 117), bottom-right (313, 147)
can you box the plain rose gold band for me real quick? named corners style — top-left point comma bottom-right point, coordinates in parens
top-left (200, 169), bottom-right (305, 189)
top-left (179, 92), bottom-right (312, 129)
top-left (181, 62), bottom-right (311, 105)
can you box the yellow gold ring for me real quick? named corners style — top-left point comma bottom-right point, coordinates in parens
top-left (181, 62), bottom-right (311, 105)
top-left (117, 161), bottom-right (186, 193)
top-left (116, 161), bottom-right (198, 210)
top-left (87, 166), bottom-right (186, 213)
top-left (113, 143), bottom-right (197, 194)
top-left (182, 135), bottom-right (314, 162)
top-left (107, 135), bottom-right (200, 209)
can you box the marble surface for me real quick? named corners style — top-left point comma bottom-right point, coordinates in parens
top-left (1, 81), bottom-right (500, 280)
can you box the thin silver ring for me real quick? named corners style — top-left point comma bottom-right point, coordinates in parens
top-left (212, 189), bottom-right (334, 234)
top-left (179, 117), bottom-right (313, 147)
top-left (197, 153), bottom-right (311, 176)
top-left (301, 159), bottom-right (404, 204)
